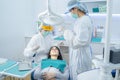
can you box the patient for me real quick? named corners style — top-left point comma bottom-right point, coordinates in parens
top-left (33, 46), bottom-right (69, 80)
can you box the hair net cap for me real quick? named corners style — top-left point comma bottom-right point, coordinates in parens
top-left (67, 0), bottom-right (88, 13)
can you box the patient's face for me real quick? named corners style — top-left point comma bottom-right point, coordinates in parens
top-left (50, 47), bottom-right (59, 57)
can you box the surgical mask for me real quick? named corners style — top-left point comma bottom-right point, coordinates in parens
top-left (43, 31), bottom-right (50, 37)
top-left (71, 13), bottom-right (78, 19)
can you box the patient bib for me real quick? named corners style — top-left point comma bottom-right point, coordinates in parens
top-left (41, 59), bottom-right (66, 72)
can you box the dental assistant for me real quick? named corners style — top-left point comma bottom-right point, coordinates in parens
top-left (23, 23), bottom-right (54, 62)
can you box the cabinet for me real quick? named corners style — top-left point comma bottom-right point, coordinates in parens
top-left (79, 0), bottom-right (120, 14)
top-left (78, 0), bottom-right (106, 13)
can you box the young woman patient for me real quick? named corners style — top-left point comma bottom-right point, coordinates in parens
top-left (33, 46), bottom-right (69, 80)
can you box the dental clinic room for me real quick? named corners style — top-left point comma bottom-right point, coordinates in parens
top-left (0, 0), bottom-right (120, 80)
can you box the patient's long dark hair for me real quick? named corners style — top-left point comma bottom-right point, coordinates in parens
top-left (48, 46), bottom-right (63, 60)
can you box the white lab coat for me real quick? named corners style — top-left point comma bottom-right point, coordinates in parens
top-left (23, 32), bottom-right (52, 62)
top-left (64, 15), bottom-right (93, 80)
top-left (34, 62), bottom-right (69, 80)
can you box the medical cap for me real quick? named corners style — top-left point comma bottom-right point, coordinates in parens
top-left (39, 23), bottom-right (53, 31)
top-left (67, 0), bottom-right (88, 13)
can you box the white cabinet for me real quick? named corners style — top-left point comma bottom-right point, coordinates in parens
top-left (78, 0), bottom-right (106, 13)
top-left (78, 0), bottom-right (120, 14)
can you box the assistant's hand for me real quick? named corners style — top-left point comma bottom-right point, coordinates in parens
top-left (58, 41), bottom-right (64, 46)
top-left (32, 45), bottom-right (40, 51)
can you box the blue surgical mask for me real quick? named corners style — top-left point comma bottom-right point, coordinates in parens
top-left (43, 31), bottom-right (50, 37)
top-left (71, 13), bottom-right (78, 19)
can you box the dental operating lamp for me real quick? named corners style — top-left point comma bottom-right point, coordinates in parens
top-left (38, 0), bottom-right (63, 26)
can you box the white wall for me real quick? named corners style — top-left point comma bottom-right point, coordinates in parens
top-left (0, 0), bottom-right (34, 60)
top-left (112, 0), bottom-right (120, 14)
